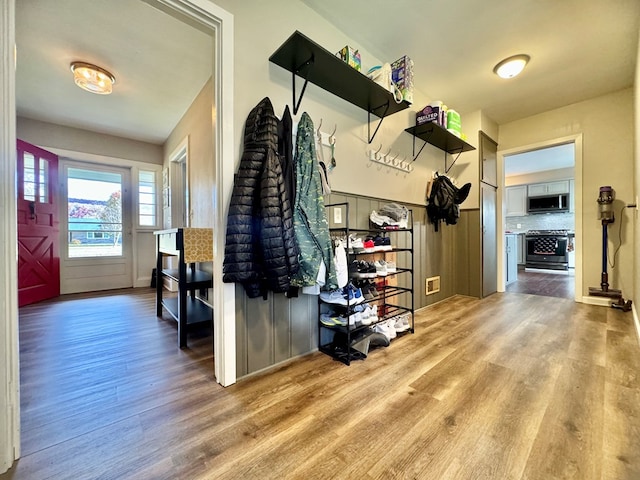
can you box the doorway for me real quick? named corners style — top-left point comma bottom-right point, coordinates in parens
top-left (499, 136), bottom-right (583, 302)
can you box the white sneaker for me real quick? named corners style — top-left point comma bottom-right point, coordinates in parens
top-left (374, 260), bottom-right (388, 277)
top-left (386, 319), bottom-right (398, 339)
top-left (348, 235), bottom-right (365, 253)
top-left (386, 260), bottom-right (397, 273)
top-left (394, 314), bottom-right (410, 333)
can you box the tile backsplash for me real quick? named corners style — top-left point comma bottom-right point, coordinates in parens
top-left (505, 212), bottom-right (575, 232)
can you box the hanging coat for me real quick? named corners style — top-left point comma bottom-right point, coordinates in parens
top-left (222, 97), bottom-right (299, 298)
top-left (290, 113), bottom-right (338, 289)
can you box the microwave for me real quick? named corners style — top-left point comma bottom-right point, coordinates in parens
top-left (527, 194), bottom-right (569, 214)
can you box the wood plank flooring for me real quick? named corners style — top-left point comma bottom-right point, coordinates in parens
top-left (505, 268), bottom-right (575, 299)
top-left (2, 288), bottom-right (639, 479)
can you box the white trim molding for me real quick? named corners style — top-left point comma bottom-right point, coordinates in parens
top-left (149, 0), bottom-right (236, 387)
top-left (1, 0), bottom-right (21, 473)
top-left (497, 134), bottom-right (583, 302)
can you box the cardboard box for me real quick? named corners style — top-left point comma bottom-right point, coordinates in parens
top-left (336, 46), bottom-right (361, 72)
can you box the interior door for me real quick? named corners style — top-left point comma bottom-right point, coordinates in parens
top-left (17, 139), bottom-right (60, 306)
top-left (482, 182), bottom-right (497, 297)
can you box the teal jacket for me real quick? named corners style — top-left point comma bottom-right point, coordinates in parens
top-left (291, 113), bottom-right (337, 289)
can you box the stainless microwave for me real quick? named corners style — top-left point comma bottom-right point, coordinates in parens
top-left (527, 194), bottom-right (569, 214)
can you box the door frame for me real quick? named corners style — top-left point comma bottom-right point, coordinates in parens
top-left (0, 0), bottom-right (235, 472)
top-left (497, 133), bottom-right (583, 303)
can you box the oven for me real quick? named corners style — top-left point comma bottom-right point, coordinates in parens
top-left (525, 229), bottom-right (569, 271)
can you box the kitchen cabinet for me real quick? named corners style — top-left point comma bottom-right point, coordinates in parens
top-left (505, 234), bottom-right (518, 285)
top-left (506, 186), bottom-right (527, 216)
top-left (528, 180), bottom-right (570, 197)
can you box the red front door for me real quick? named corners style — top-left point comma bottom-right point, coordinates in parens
top-left (17, 139), bottom-right (60, 306)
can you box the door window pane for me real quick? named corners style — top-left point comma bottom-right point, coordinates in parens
top-left (67, 167), bottom-right (123, 258)
top-left (39, 158), bottom-right (49, 203)
top-left (23, 153), bottom-right (36, 201)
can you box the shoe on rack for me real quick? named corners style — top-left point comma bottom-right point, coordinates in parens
top-left (386, 319), bottom-right (398, 339)
top-left (373, 235), bottom-right (393, 251)
top-left (373, 322), bottom-right (392, 341)
top-left (348, 235), bottom-right (365, 254)
top-left (386, 260), bottom-right (397, 273)
top-left (320, 313), bottom-right (347, 326)
top-left (374, 260), bottom-right (388, 277)
top-left (320, 289), bottom-right (348, 305)
top-left (360, 304), bottom-right (373, 325)
top-left (394, 313), bottom-right (411, 332)
top-left (342, 283), bottom-right (365, 305)
top-left (363, 238), bottom-right (375, 253)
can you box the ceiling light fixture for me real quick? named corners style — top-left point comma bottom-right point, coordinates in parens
top-left (493, 54), bottom-right (530, 79)
top-left (70, 61), bottom-right (115, 95)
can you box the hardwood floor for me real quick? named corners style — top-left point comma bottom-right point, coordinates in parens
top-left (2, 288), bottom-right (639, 479)
top-left (505, 267), bottom-right (575, 299)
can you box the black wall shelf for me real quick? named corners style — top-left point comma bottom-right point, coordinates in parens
top-left (269, 31), bottom-right (411, 143)
top-left (405, 122), bottom-right (476, 173)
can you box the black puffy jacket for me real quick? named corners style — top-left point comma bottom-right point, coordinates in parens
top-left (222, 97), bottom-right (299, 298)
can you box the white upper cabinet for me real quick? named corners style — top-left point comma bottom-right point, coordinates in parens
top-left (505, 185), bottom-right (527, 216)
top-left (527, 180), bottom-right (570, 197)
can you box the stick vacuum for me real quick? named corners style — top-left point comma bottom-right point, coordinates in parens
top-left (588, 186), bottom-right (632, 311)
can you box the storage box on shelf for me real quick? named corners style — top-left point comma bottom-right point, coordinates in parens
top-left (320, 202), bottom-right (414, 365)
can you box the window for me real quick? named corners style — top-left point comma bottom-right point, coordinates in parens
top-left (138, 170), bottom-right (157, 226)
top-left (67, 167), bottom-right (123, 258)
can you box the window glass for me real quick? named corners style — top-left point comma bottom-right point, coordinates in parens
top-left (23, 153), bottom-right (36, 201)
top-left (138, 170), bottom-right (156, 227)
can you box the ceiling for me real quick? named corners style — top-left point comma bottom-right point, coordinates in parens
top-left (15, 0), bottom-right (213, 145)
top-left (504, 143), bottom-right (575, 177)
top-left (14, 0), bottom-right (640, 148)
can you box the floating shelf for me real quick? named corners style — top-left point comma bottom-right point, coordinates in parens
top-left (404, 122), bottom-right (476, 172)
top-left (269, 31), bottom-right (411, 143)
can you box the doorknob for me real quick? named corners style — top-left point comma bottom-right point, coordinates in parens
top-left (28, 201), bottom-right (36, 219)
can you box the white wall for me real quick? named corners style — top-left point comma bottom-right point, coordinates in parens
top-left (499, 88), bottom-right (635, 300)
top-left (17, 117), bottom-right (163, 164)
top-left (212, 0), bottom-right (477, 207)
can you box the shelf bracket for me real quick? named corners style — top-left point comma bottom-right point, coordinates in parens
top-left (367, 101), bottom-right (390, 144)
top-left (410, 126), bottom-right (433, 162)
top-left (444, 147), bottom-right (464, 174)
top-left (292, 54), bottom-right (315, 115)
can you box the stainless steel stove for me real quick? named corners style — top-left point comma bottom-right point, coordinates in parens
top-left (525, 229), bottom-right (569, 270)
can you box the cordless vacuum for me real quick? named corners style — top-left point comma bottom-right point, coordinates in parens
top-left (588, 186), bottom-right (632, 311)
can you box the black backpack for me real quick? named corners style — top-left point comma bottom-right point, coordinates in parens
top-left (427, 174), bottom-right (471, 231)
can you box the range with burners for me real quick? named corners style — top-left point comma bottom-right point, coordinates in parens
top-left (525, 229), bottom-right (569, 271)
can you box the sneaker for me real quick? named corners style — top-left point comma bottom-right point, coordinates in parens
top-left (362, 239), bottom-right (375, 253)
top-left (320, 313), bottom-right (347, 326)
top-left (373, 322), bottom-right (392, 341)
top-left (360, 304), bottom-right (373, 325)
top-left (320, 289), bottom-right (347, 305)
top-left (394, 313), bottom-right (411, 332)
top-left (386, 260), bottom-right (397, 273)
top-left (342, 283), bottom-right (365, 305)
top-left (348, 311), bottom-right (361, 326)
top-left (348, 235), bottom-right (365, 254)
top-left (350, 261), bottom-right (369, 279)
top-left (373, 235), bottom-right (393, 251)
top-left (374, 260), bottom-right (388, 276)
top-left (386, 319), bottom-right (398, 339)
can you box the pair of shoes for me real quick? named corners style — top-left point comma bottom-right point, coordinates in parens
top-left (319, 284), bottom-right (364, 306)
top-left (320, 313), bottom-right (347, 327)
top-left (393, 313), bottom-right (411, 332)
top-left (368, 235), bottom-right (392, 251)
top-left (358, 280), bottom-right (379, 300)
top-left (350, 260), bottom-right (376, 279)
top-left (362, 238), bottom-right (375, 252)
top-left (386, 260), bottom-right (397, 273)
top-left (374, 260), bottom-right (388, 276)
top-left (347, 235), bottom-right (365, 254)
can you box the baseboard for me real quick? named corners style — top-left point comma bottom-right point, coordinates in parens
top-left (581, 295), bottom-right (613, 307)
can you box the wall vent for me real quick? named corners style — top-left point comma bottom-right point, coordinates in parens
top-left (426, 276), bottom-right (441, 295)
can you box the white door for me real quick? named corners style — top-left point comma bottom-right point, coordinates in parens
top-left (61, 161), bottom-right (133, 293)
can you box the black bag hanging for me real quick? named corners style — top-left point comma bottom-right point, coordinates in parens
top-left (427, 173), bottom-right (472, 231)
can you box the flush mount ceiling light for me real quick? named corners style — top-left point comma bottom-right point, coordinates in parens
top-left (493, 54), bottom-right (530, 79)
top-left (70, 61), bottom-right (115, 95)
